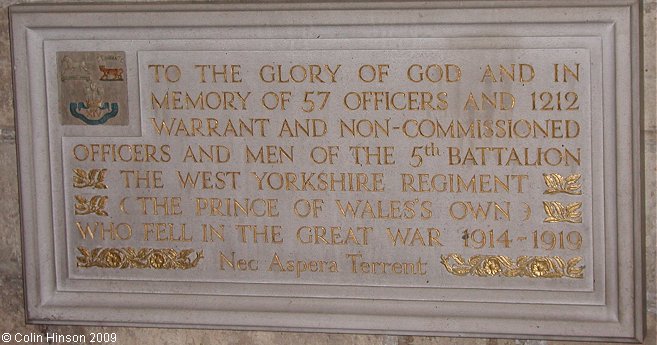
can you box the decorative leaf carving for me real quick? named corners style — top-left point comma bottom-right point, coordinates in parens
top-left (543, 173), bottom-right (581, 195)
top-left (543, 201), bottom-right (582, 223)
top-left (74, 195), bottom-right (109, 216)
top-left (441, 253), bottom-right (584, 279)
top-left (77, 247), bottom-right (204, 269)
top-left (73, 168), bottom-right (108, 189)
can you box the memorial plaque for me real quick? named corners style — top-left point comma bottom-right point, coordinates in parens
top-left (10, 1), bottom-right (644, 342)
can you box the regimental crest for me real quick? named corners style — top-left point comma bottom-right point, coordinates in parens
top-left (58, 51), bottom-right (128, 125)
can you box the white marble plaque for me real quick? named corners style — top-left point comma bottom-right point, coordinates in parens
top-left (10, 1), bottom-right (644, 342)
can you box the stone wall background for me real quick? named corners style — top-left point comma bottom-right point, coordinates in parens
top-left (0, 1), bottom-right (654, 344)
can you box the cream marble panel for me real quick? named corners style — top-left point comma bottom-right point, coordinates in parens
top-left (0, 0), bottom-right (654, 344)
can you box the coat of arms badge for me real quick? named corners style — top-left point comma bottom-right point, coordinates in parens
top-left (57, 51), bottom-right (128, 125)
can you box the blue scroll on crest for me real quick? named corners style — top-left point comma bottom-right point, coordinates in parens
top-left (69, 102), bottom-right (119, 125)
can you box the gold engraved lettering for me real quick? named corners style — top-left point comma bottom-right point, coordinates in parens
top-left (236, 224), bottom-right (283, 243)
top-left (400, 119), bottom-right (580, 139)
top-left (279, 118), bottom-right (327, 137)
top-left (137, 197), bottom-right (183, 216)
top-left (340, 118), bottom-right (390, 138)
top-left (194, 64), bottom-right (242, 83)
top-left (250, 171), bottom-right (384, 192)
top-left (195, 198), bottom-right (278, 217)
top-left (407, 64), bottom-right (461, 83)
top-left (219, 251), bottom-right (258, 271)
top-left (151, 90), bottom-right (250, 111)
top-left (401, 173), bottom-right (527, 193)
top-left (463, 92), bottom-right (515, 111)
top-left (259, 64), bottom-right (341, 83)
top-left (74, 195), bottom-right (108, 216)
top-left (386, 227), bottom-right (443, 247)
top-left (349, 146), bottom-right (394, 165)
top-left (543, 173), bottom-right (582, 195)
top-left (480, 64), bottom-right (535, 83)
top-left (120, 170), bottom-right (163, 189)
top-left (440, 253), bottom-right (584, 278)
top-left (177, 171), bottom-right (239, 190)
top-left (72, 143), bottom-right (171, 163)
top-left (343, 91), bottom-right (448, 111)
top-left (267, 252), bottom-right (339, 278)
top-left (73, 168), bottom-right (108, 189)
top-left (76, 246), bottom-right (203, 269)
top-left (357, 64), bottom-right (388, 83)
top-left (447, 146), bottom-right (580, 166)
top-left (553, 63), bottom-right (580, 82)
top-left (151, 118), bottom-right (269, 137)
top-left (246, 145), bottom-right (293, 164)
top-left (148, 64), bottom-right (181, 83)
top-left (347, 253), bottom-right (428, 275)
top-left (143, 223), bottom-right (192, 241)
top-left (335, 199), bottom-right (432, 220)
top-left (296, 226), bottom-right (372, 245)
top-left (542, 201), bottom-right (582, 223)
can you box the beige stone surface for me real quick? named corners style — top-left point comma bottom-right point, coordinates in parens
top-left (646, 131), bottom-right (657, 318)
top-left (645, 0), bottom-right (657, 132)
top-left (0, 142), bottom-right (19, 275)
top-left (0, 4), bottom-right (13, 129)
top-left (1, 0), bottom-right (655, 344)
